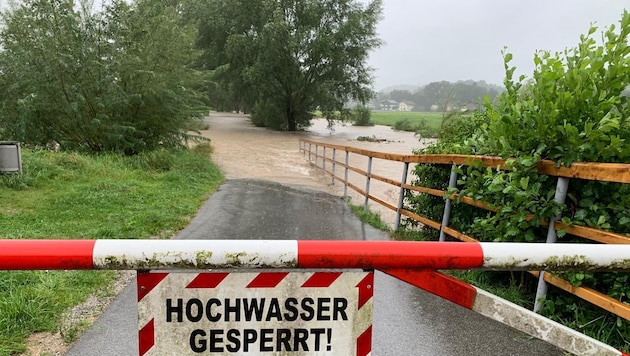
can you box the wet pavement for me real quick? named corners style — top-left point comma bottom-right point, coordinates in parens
top-left (67, 180), bottom-right (566, 355)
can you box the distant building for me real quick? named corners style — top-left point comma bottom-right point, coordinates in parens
top-left (398, 101), bottom-right (416, 112)
top-left (460, 103), bottom-right (478, 112)
top-left (379, 99), bottom-right (398, 111)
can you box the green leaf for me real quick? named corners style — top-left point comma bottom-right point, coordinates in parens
top-left (520, 177), bottom-right (529, 190)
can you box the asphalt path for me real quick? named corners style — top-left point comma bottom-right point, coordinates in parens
top-left (67, 180), bottom-right (565, 355)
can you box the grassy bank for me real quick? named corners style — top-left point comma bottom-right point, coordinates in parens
top-left (0, 144), bottom-right (223, 355)
top-left (370, 111), bottom-right (444, 130)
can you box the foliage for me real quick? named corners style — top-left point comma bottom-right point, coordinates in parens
top-left (539, 289), bottom-right (630, 351)
top-left (193, 0), bottom-right (382, 131)
top-left (352, 105), bottom-right (374, 126)
top-left (404, 12), bottom-right (630, 351)
top-left (403, 111), bottom-right (490, 238)
top-left (0, 0), bottom-right (208, 154)
top-left (0, 146), bottom-right (223, 354)
top-left (347, 202), bottom-right (390, 231)
top-left (414, 119), bottom-right (440, 139)
top-left (0, 270), bottom-right (115, 355)
top-left (250, 97), bottom-right (291, 130)
top-left (392, 118), bottom-right (416, 131)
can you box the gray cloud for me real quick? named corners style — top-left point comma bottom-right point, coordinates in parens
top-left (369, 0), bottom-right (628, 89)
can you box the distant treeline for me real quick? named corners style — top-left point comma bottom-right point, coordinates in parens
top-left (375, 80), bottom-right (503, 111)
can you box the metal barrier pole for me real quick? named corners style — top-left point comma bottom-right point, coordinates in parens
top-left (364, 157), bottom-right (373, 211)
top-left (395, 162), bottom-right (410, 231)
top-left (315, 145), bottom-right (319, 168)
top-left (344, 151), bottom-right (349, 197)
top-left (439, 165), bottom-right (459, 242)
top-left (2, 239), bottom-right (630, 271)
top-left (534, 176), bottom-right (570, 312)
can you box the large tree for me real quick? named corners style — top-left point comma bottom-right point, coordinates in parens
top-left (195, 0), bottom-right (382, 130)
top-left (0, 0), bottom-right (206, 153)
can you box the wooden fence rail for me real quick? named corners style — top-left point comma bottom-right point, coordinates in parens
top-left (298, 138), bottom-right (630, 323)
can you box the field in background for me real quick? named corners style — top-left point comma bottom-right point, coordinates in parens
top-left (370, 111), bottom-right (445, 129)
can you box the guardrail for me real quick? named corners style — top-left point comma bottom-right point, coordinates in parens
top-left (299, 138), bottom-right (630, 323)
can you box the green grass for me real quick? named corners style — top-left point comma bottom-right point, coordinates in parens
top-left (312, 110), bottom-right (445, 131)
top-left (347, 202), bottom-right (391, 231)
top-left (370, 111), bottom-right (445, 130)
top-left (0, 144), bottom-right (223, 355)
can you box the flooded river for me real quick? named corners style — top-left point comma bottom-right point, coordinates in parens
top-left (200, 113), bottom-right (433, 226)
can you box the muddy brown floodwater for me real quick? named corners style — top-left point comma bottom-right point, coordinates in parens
top-left (199, 112), bottom-right (433, 226)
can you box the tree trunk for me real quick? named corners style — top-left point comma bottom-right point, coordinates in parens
top-left (287, 101), bottom-right (297, 131)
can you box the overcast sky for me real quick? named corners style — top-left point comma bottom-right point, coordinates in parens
top-left (369, 0), bottom-right (629, 90)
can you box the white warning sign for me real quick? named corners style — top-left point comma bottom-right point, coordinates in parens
top-left (137, 271), bottom-right (373, 356)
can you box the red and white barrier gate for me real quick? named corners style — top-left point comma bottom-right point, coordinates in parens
top-left (1, 239), bottom-right (629, 271)
top-left (1, 239), bottom-right (630, 356)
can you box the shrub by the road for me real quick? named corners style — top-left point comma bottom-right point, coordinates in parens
top-left (403, 12), bottom-right (630, 351)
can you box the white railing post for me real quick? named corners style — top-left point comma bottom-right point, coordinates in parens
top-left (394, 162), bottom-right (410, 231)
top-left (308, 143), bottom-right (312, 163)
top-left (534, 177), bottom-right (570, 312)
top-left (332, 149), bottom-right (337, 185)
top-left (364, 157), bottom-right (373, 211)
top-left (344, 151), bottom-right (349, 198)
top-left (323, 147), bottom-right (327, 176)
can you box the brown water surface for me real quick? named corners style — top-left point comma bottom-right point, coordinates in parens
top-left (200, 112), bottom-right (433, 225)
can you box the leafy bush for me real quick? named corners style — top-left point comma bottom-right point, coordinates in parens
top-left (403, 111), bottom-right (490, 237)
top-left (250, 98), bottom-right (312, 130)
top-left (391, 117), bottom-right (440, 138)
top-left (0, 0), bottom-right (207, 154)
top-left (352, 105), bottom-right (374, 126)
top-left (405, 11), bottom-right (630, 350)
top-left (392, 118), bottom-right (416, 131)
